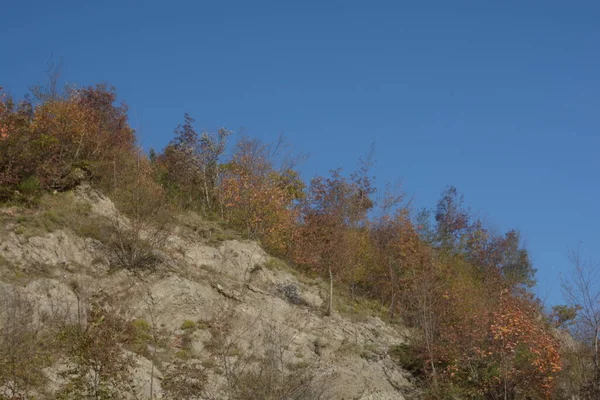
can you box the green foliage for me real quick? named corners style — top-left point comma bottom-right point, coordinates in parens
top-left (0, 287), bottom-right (54, 398)
top-left (131, 318), bottom-right (152, 356)
top-left (551, 304), bottom-right (580, 329)
top-left (180, 319), bottom-right (196, 331)
top-left (389, 344), bottom-right (425, 378)
top-left (56, 303), bottom-right (136, 400)
top-left (16, 176), bottom-right (41, 204)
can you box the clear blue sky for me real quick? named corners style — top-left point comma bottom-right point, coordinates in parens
top-left (2, 1), bottom-right (599, 306)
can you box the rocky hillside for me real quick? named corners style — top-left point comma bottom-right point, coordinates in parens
top-left (0, 185), bottom-right (419, 400)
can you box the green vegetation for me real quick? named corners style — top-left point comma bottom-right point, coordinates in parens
top-left (389, 344), bottom-right (425, 379)
top-left (180, 319), bottom-right (196, 331)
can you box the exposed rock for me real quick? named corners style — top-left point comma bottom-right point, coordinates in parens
top-left (60, 167), bottom-right (88, 190)
top-left (0, 186), bottom-right (419, 399)
top-left (1, 230), bottom-right (98, 270)
top-left (130, 275), bottom-right (226, 330)
top-left (130, 352), bottom-right (163, 400)
top-left (25, 278), bottom-right (82, 325)
top-left (74, 183), bottom-right (119, 219)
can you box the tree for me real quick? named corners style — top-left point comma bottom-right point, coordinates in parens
top-left (159, 114), bottom-right (231, 213)
top-left (159, 113), bottom-right (204, 209)
top-left (434, 186), bottom-right (470, 251)
top-left (550, 304), bottom-right (580, 329)
top-left (56, 303), bottom-right (136, 399)
top-left (293, 163), bottom-right (375, 315)
top-left (371, 206), bottom-right (417, 319)
top-left (436, 287), bottom-right (561, 399)
top-left (561, 249), bottom-right (600, 397)
top-left (466, 224), bottom-right (536, 289)
top-left (31, 55), bottom-right (66, 103)
top-left (220, 136), bottom-right (304, 255)
top-left (0, 83), bottom-right (136, 196)
top-left (484, 292), bottom-right (561, 399)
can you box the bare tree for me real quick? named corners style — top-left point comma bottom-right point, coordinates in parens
top-left (561, 248), bottom-right (600, 396)
top-left (31, 55), bottom-right (65, 102)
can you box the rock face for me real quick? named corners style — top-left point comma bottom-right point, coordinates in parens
top-left (0, 188), bottom-right (419, 400)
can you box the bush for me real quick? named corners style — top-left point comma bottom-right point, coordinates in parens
top-left (180, 320), bottom-right (196, 331)
top-left (0, 85), bottom-right (136, 199)
top-left (389, 344), bottom-right (424, 378)
top-left (55, 303), bottom-right (136, 399)
top-left (0, 286), bottom-right (53, 398)
top-left (16, 176), bottom-right (41, 204)
top-left (162, 359), bottom-right (207, 400)
top-left (106, 152), bottom-right (172, 270)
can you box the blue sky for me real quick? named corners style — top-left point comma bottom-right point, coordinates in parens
top-left (2, 1), bottom-right (599, 306)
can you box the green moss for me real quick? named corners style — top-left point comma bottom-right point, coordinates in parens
top-left (129, 319), bottom-right (153, 357)
top-left (175, 349), bottom-right (192, 360)
top-left (6, 192), bottom-right (95, 238)
top-left (264, 257), bottom-right (288, 271)
top-left (180, 320), bottom-right (196, 331)
top-left (196, 319), bottom-right (212, 330)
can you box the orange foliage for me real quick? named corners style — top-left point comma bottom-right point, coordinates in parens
top-left (0, 84), bottom-right (135, 195)
top-left (219, 139), bottom-right (302, 255)
top-left (439, 288), bottom-right (561, 398)
top-left (486, 292), bottom-right (561, 397)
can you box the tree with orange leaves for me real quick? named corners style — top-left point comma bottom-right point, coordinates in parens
top-left (439, 289), bottom-right (561, 399)
top-left (219, 137), bottom-right (304, 256)
top-left (0, 84), bottom-right (135, 198)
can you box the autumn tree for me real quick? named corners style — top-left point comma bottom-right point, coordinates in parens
top-left (292, 161), bottom-right (375, 315)
top-left (434, 186), bottom-right (471, 252)
top-left (158, 114), bottom-right (231, 213)
top-left (0, 91), bottom-right (38, 200)
top-left (484, 292), bottom-right (561, 399)
top-left (0, 83), bottom-right (136, 199)
top-left (465, 224), bottom-right (536, 289)
top-left (370, 205), bottom-right (417, 319)
top-left (406, 187), bottom-right (549, 396)
top-left (220, 136), bottom-right (304, 255)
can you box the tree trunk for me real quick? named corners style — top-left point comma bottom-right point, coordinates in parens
top-left (327, 265), bottom-right (334, 316)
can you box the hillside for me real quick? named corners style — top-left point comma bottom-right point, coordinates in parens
top-left (0, 185), bottom-right (419, 399)
top-left (2, 82), bottom-right (588, 399)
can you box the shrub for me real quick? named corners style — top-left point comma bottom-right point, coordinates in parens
top-left (107, 152), bottom-right (172, 270)
top-left (389, 344), bottom-right (424, 378)
top-left (180, 320), bottom-right (196, 331)
top-left (0, 286), bottom-right (53, 398)
top-left (162, 359), bottom-right (207, 400)
top-left (56, 303), bottom-right (136, 399)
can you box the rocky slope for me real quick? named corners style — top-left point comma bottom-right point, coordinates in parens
top-left (0, 185), bottom-right (419, 399)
